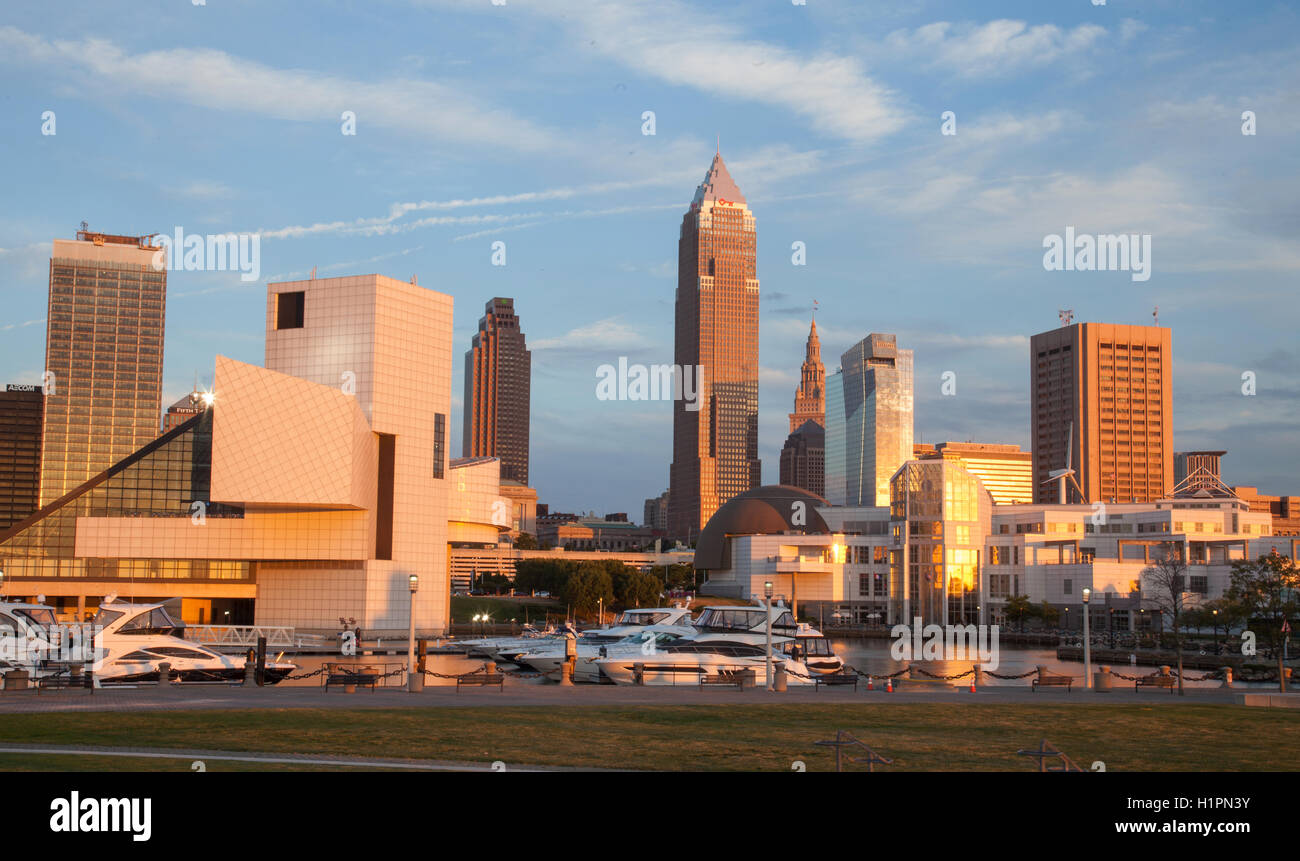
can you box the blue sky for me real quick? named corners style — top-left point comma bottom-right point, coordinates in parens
top-left (1, 0), bottom-right (1297, 517)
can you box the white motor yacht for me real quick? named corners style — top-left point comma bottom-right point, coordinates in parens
top-left (468, 607), bottom-right (695, 663)
top-left (91, 598), bottom-right (296, 685)
top-left (0, 600), bottom-right (81, 680)
top-left (594, 602), bottom-right (843, 685)
top-left (511, 626), bottom-right (695, 682)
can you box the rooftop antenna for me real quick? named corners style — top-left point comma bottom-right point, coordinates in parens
top-left (716, 133), bottom-right (720, 156)
top-left (1058, 309), bottom-right (1074, 327)
top-left (411, 274), bottom-right (418, 285)
top-left (309, 266), bottom-right (317, 281)
top-left (1153, 305), bottom-right (1158, 326)
top-left (812, 298), bottom-right (818, 320)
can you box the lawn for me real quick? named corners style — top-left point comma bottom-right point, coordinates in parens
top-left (1, 703), bottom-right (1296, 771)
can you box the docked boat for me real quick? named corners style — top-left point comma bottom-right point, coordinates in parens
top-left (0, 600), bottom-right (78, 679)
top-left (594, 602), bottom-right (842, 685)
top-left (465, 607), bottom-right (695, 663)
top-left (91, 598), bottom-right (296, 685)
top-left (511, 625), bottom-right (695, 682)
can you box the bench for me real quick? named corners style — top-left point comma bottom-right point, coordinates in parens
top-left (36, 671), bottom-right (80, 693)
top-left (1136, 675), bottom-right (1176, 693)
top-left (1032, 675), bottom-right (1074, 692)
top-left (815, 672), bottom-right (859, 691)
top-left (699, 669), bottom-right (748, 690)
top-left (323, 663), bottom-right (381, 692)
top-left (457, 672), bottom-right (504, 691)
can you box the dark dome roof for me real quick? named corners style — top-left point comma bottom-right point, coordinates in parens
top-left (694, 485), bottom-right (830, 570)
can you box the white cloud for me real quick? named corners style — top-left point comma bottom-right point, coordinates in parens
top-left (532, 317), bottom-right (658, 352)
top-left (0, 26), bottom-right (564, 153)
top-left (884, 19), bottom-right (1107, 77)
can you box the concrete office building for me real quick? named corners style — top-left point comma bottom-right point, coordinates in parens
top-left (1175, 450), bottom-right (1226, 491)
top-left (824, 333), bottom-right (914, 507)
top-left (0, 274), bottom-right (499, 632)
top-left (463, 297), bottom-right (531, 484)
top-left (913, 442), bottom-right (1034, 505)
top-left (669, 152), bottom-right (761, 540)
top-left (1031, 322), bottom-right (1172, 504)
top-left (41, 230), bottom-right (166, 506)
top-left (0, 385), bottom-right (44, 529)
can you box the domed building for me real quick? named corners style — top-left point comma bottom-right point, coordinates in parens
top-left (695, 485), bottom-right (846, 618)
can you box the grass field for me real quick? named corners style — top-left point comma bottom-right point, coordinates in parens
top-left (2, 703), bottom-right (1297, 771)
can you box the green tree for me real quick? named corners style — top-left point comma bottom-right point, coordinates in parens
top-left (513, 532), bottom-right (538, 550)
top-left (1004, 594), bottom-right (1034, 633)
top-left (563, 563), bottom-right (615, 618)
top-left (514, 558), bottom-right (577, 596)
top-left (613, 568), bottom-right (664, 609)
top-left (1037, 600), bottom-right (1060, 628)
top-left (1224, 552), bottom-right (1300, 692)
top-left (664, 563), bottom-right (696, 591)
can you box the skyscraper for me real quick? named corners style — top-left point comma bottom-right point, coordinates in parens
top-left (40, 230), bottom-right (166, 506)
top-left (0, 384), bottom-right (44, 529)
top-left (668, 153), bottom-right (760, 539)
top-left (1030, 322), bottom-right (1172, 504)
top-left (789, 318), bottom-right (825, 432)
top-left (779, 419), bottom-right (825, 499)
top-left (824, 333), bottom-right (914, 507)
top-left (462, 297), bottom-right (531, 484)
top-left (913, 441), bottom-right (1034, 505)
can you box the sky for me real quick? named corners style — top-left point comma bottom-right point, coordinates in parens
top-left (0, 0), bottom-right (1297, 518)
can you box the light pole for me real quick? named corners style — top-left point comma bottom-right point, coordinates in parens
top-left (1212, 608), bottom-right (1220, 655)
top-left (764, 580), bottom-right (774, 692)
top-left (407, 574), bottom-right (421, 692)
top-left (0, 568), bottom-right (5, 602)
top-left (1082, 588), bottom-right (1092, 690)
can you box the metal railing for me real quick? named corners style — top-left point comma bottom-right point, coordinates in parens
top-left (184, 625), bottom-right (298, 648)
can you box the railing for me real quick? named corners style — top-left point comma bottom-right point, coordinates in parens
top-left (184, 625), bottom-right (298, 648)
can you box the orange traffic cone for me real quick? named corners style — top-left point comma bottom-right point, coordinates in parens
top-left (866, 675), bottom-right (874, 691)
top-left (885, 676), bottom-right (893, 693)
top-left (969, 676), bottom-right (977, 693)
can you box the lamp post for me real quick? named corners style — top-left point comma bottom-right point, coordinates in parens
top-left (764, 580), bottom-right (774, 692)
top-left (407, 574), bottom-right (421, 692)
top-left (1212, 608), bottom-right (1220, 655)
top-left (1082, 588), bottom-right (1092, 690)
top-left (0, 569), bottom-right (5, 602)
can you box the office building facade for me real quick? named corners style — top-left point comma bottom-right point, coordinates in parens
top-left (40, 230), bottom-right (166, 507)
top-left (1031, 322), bottom-right (1172, 504)
top-left (913, 442), bottom-right (1034, 505)
top-left (669, 153), bottom-right (761, 539)
top-left (463, 297), bottom-right (531, 484)
top-left (0, 385), bottom-right (44, 529)
top-left (779, 419), bottom-right (825, 499)
top-left (823, 333), bottom-right (913, 507)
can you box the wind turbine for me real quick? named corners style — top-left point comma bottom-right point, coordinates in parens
top-left (1042, 421), bottom-right (1085, 504)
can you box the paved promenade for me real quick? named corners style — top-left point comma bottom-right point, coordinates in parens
top-left (0, 679), bottom-right (1283, 714)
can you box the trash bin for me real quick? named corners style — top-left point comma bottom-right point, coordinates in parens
top-left (1094, 665), bottom-right (1112, 692)
top-left (739, 668), bottom-right (758, 689)
top-left (773, 662), bottom-right (788, 692)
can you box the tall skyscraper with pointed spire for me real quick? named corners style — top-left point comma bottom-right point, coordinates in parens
top-left (789, 318), bottom-right (825, 432)
top-left (668, 152), bottom-right (760, 540)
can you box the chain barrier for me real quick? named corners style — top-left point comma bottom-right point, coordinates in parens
top-left (281, 666), bottom-right (329, 681)
top-left (984, 669), bottom-right (1039, 680)
top-left (912, 667), bottom-right (975, 680)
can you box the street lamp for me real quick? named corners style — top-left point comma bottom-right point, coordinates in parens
top-left (1082, 588), bottom-right (1092, 690)
top-left (0, 569), bottom-right (5, 602)
top-left (764, 580), bottom-right (774, 692)
top-left (407, 574), bottom-right (421, 692)
top-left (1212, 608), bottom-right (1220, 655)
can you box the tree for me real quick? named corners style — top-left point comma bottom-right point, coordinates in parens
top-left (613, 568), bottom-right (663, 609)
top-left (664, 563), bottom-right (696, 591)
top-left (514, 532), bottom-right (538, 550)
top-left (562, 563), bottom-right (615, 618)
top-left (1141, 542), bottom-right (1190, 695)
top-left (514, 558), bottom-right (577, 596)
top-left (1004, 594), bottom-right (1034, 633)
top-left (1037, 600), bottom-right (1059, 628)
top-left (1224, 552), bottom-right (1300, 692)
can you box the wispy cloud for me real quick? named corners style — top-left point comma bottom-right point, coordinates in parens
top-left (883, 19), bottom-right (1107, 77)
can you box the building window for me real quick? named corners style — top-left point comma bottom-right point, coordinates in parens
top-left (276, 291), bottom-right (305, 329)
top-left (433, 413), bottom-right (446, 479)
top-left (858, 573), bottom-right (870, 597)
top-left (1063, 578), bottom-right (1073, 595)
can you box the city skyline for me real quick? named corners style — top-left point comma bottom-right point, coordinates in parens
top-left (1, 1), bottom-right (1297, 518)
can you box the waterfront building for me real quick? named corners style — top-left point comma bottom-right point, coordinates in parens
top-left (668, 152), bottom-right (761, 540)
top-left (1229, 486), bottom-right (1300, 536)
top-left (463, 297), bottom-right (531, 484)
top-left (913, 442), bottom-right (1034, 505)
top-left (0, 274), bottom-right (488, 631)
top-left (779, 419), bottom-right (825, 498)
top-left (823, 333), bottom-right (913, 507)
top-left (1031, 322), bottom-right (1172, 504)
top-left (0, 385), bottom-right (44, 530)
top-left (40, 230), bottom-right (166, 506)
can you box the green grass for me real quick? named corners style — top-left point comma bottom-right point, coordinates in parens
top-left (1, 703), bottom-right (1297, 771)
top-left (0, 754), bottom-right (407, 772)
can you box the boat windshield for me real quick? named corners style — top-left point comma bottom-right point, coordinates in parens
top-left (614, 611), bottom-right (673, 626)
top-left (14, 608), bottom-right (56, 628)
top-left (695, 608), bottom-right (797, 632)
top-left (113, 607), bottom-right (183, 636)
top-left (781, 637), bottom-right (834, 658)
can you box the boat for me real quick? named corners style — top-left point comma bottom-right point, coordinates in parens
top-left (465, 607), bottom-right (695, 663)
top-left (90, 598), bottom-right (296, 685)
top-left (594, 602), bottom-right (842, 685)
top-left (0, 600), bottom-right (75, 680)
top-left (511, 625), bottom-right (695, 682)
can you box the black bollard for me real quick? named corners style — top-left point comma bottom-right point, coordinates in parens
top-left (417, 638), bottom-right (428, 675)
